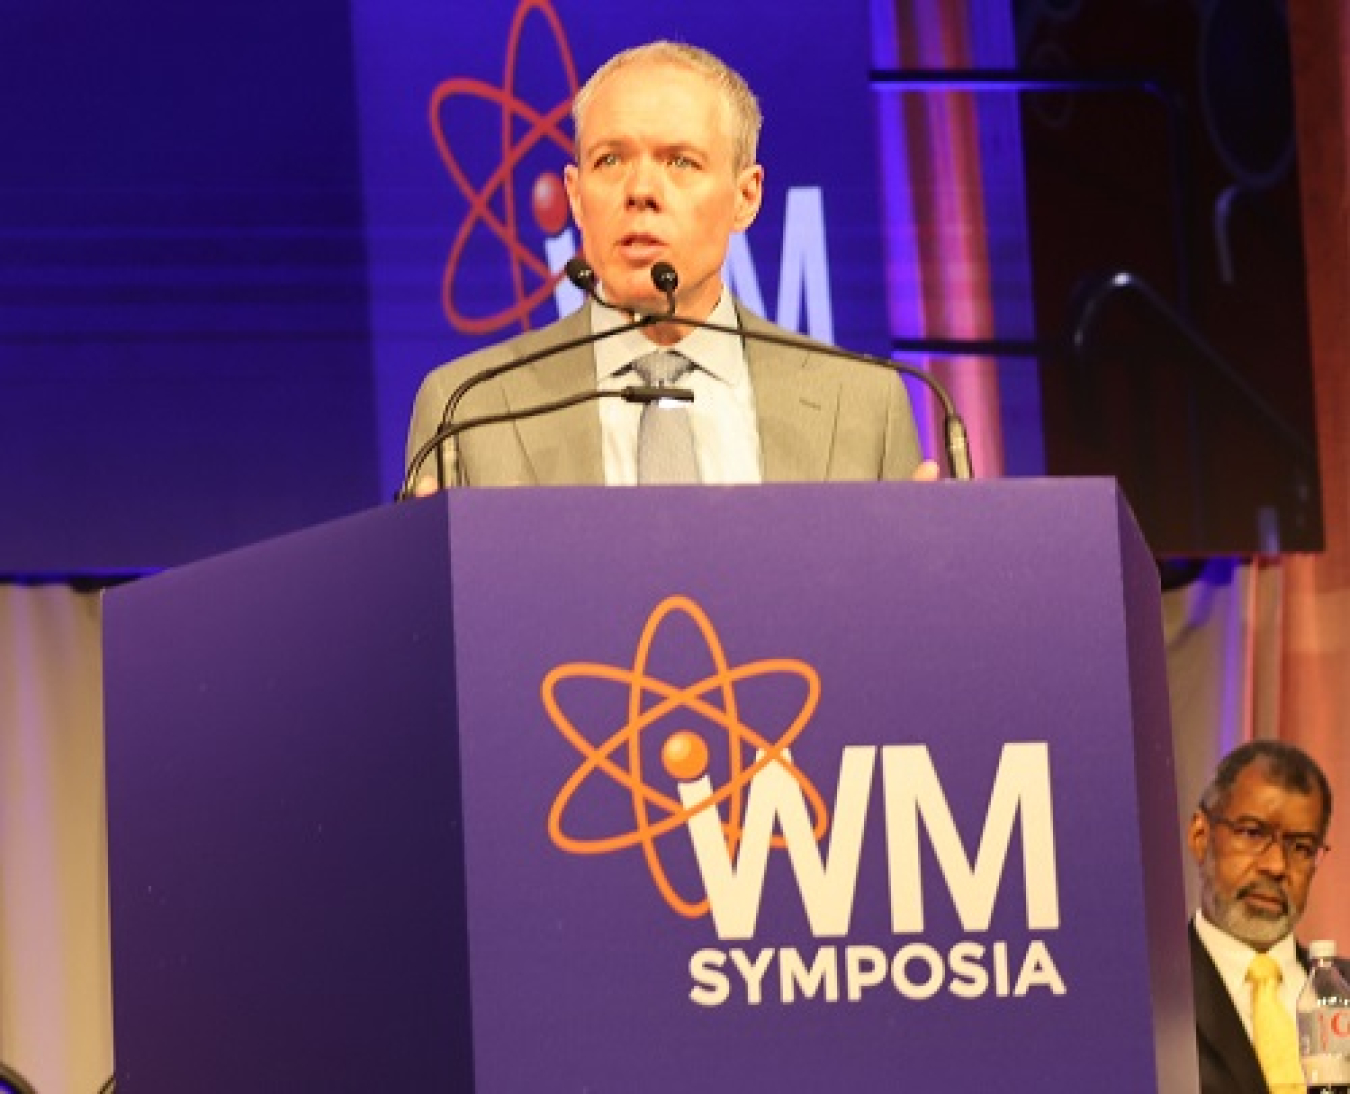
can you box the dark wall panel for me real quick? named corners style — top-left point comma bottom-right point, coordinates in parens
top-left (1017, 0), bottom-right (1321, 554)
top-left (0, 0), bottom-right (379, 574)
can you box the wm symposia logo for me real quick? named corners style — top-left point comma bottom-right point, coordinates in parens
top-left (544, 595), bottom-right (829, 919)
top-left (541, 596), bottom-right (1068, 1007)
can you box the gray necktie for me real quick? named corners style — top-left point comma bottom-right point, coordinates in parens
top-left (633, 351), bottom-right (699, 484)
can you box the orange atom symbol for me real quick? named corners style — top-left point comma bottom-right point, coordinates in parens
top-left (543, 595), bottom-right (830, 919)
top-left (429, 0), bottom-right (579, 335)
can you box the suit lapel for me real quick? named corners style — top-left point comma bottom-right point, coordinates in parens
top-left (499, 308), bottom-right (605, 485)
top-left (496, 303), bottom-right (842, 484)
top-left (739, 307), bottom-right (839, 482)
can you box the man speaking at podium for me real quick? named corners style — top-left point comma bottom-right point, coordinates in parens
top-left (405, 40), bottom-right (938, 491)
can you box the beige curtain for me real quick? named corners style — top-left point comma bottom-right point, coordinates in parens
top-left (1165, 559), bottom-right (1287, 915)
top-left (1281, 0), bottom-right (1350, 949)
top-left (0, 586), bottom-right (112, 1092)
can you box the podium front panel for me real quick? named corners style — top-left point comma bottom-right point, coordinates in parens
top-left (105, 480), bottom-right (1195, 1091)
top-left (444, 481), bottom-right (1191, 1091)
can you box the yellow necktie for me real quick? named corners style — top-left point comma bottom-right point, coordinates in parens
top-left (1248, 953), bottom-right (1304, 1093)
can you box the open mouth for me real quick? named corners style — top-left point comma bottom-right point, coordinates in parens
top-left (618, 233), bottom-right (665, 260)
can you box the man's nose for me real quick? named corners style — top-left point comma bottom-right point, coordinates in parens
top-left (624, 158), bottom-right (661, 209)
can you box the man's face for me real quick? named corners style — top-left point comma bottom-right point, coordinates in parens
top-left (1188, 761), bottom-right (1326, 950)
top-left (563, 60), bottom-right (763, 321)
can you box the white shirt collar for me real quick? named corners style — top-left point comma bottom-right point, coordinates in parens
top-left (1193, 908), bottom-right (1303, 1022)
top-left (591, 292), bottom-right (746, 385)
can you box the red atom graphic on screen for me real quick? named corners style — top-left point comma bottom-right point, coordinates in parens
top-left (429, 0), bottom-right (579, 335)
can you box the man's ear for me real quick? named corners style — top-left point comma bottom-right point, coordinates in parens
top-left (1187, 810), bottom-right (1210, 866)
top-left (563, 163), bottom-right (584, 229)
top-left (732, 164), bottom-right (764, 232)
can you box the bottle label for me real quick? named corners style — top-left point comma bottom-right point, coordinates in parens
top-left (1302, 1007), bottom-right (1350, 1084)
top-left (1306, 1008), bottom-right (1350, 1054)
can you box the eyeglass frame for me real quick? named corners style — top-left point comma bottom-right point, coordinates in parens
top-left (1202, 808), bottom-right (1331, 871)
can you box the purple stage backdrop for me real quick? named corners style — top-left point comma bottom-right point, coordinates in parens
top-left (351, 0), bottom-right (895, 499)
top-left (104, 481), bottom-right (1197, 1091)
top-left (0, 0), bottom-right (377, 575)
top-left (2, 0), bottom-right (898, 572)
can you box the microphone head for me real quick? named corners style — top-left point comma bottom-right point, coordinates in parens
top-left (650, 262), bottom-right (679, 295)
top-left (564, 257), bottom-right (598, 292)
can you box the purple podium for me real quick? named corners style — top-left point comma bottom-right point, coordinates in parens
top-left (103, 481), bottom-right (1198, 1092)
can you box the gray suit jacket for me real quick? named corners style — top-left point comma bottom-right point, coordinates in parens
top-left (405, 303), bottom-right (922, 487)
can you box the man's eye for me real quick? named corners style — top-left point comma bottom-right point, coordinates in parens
top-left (1234, 823), bottom-right (1266, 840)
top-left (669, 154), bottom-right (697, 169)
top-left (1289, 839), bottom-right (1319, 859)
top-left (594, 153), bottom-right (620, 168)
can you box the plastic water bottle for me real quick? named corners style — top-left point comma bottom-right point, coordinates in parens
top-left (1298, 940), bottom-right (1350, 1093)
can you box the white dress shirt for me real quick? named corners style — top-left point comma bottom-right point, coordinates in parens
top-left (1193, 910), bottom-right (1305, 1037)
top-left (591, 293), bottom-right (763, 485)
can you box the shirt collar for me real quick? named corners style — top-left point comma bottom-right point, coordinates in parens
top-left (591, 292), bottom-right (746, 384)
top-left (1194, 909), bottom-right (1301, 976)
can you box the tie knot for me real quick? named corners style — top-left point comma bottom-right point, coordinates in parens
top-left (634, 350), bottom-right (692, 386)
top-left (1248, 953), bottom-right (1283, 986)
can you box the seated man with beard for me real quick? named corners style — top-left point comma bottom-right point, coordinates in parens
top-left (1188, 740), bottom-right (1336, 1094)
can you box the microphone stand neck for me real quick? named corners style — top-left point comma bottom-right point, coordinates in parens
top-left (595, 304), bottom-right (975, 481)
top-left (402, 385), bottom-right (692, 500)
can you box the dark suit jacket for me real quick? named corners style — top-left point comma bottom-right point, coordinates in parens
top-left (405, 303), bottom-right (923, 487)
top-left (1188, 922), bottom-right (1348, 1094)
top-left (1191, 921), bottom-right (1273, 1094)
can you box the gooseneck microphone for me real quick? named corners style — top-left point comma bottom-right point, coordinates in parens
top-left (570, 260), bottom-right (974, 480)
top-left (650, 260), bottom-right (679, 312)
top-left (409, 257), bottom-right (973, 495)
top-left (439, 257), bottom-right (676, 434)
top-left (416, 261), bottom-right (678, 492)
top-left (562, 256), bottom-right (599, 297)
top-left (400, 384), bottom-right (691, 499)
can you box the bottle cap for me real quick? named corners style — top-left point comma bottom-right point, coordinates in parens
top-left (1310, 940), bottom-right (1337, 959)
